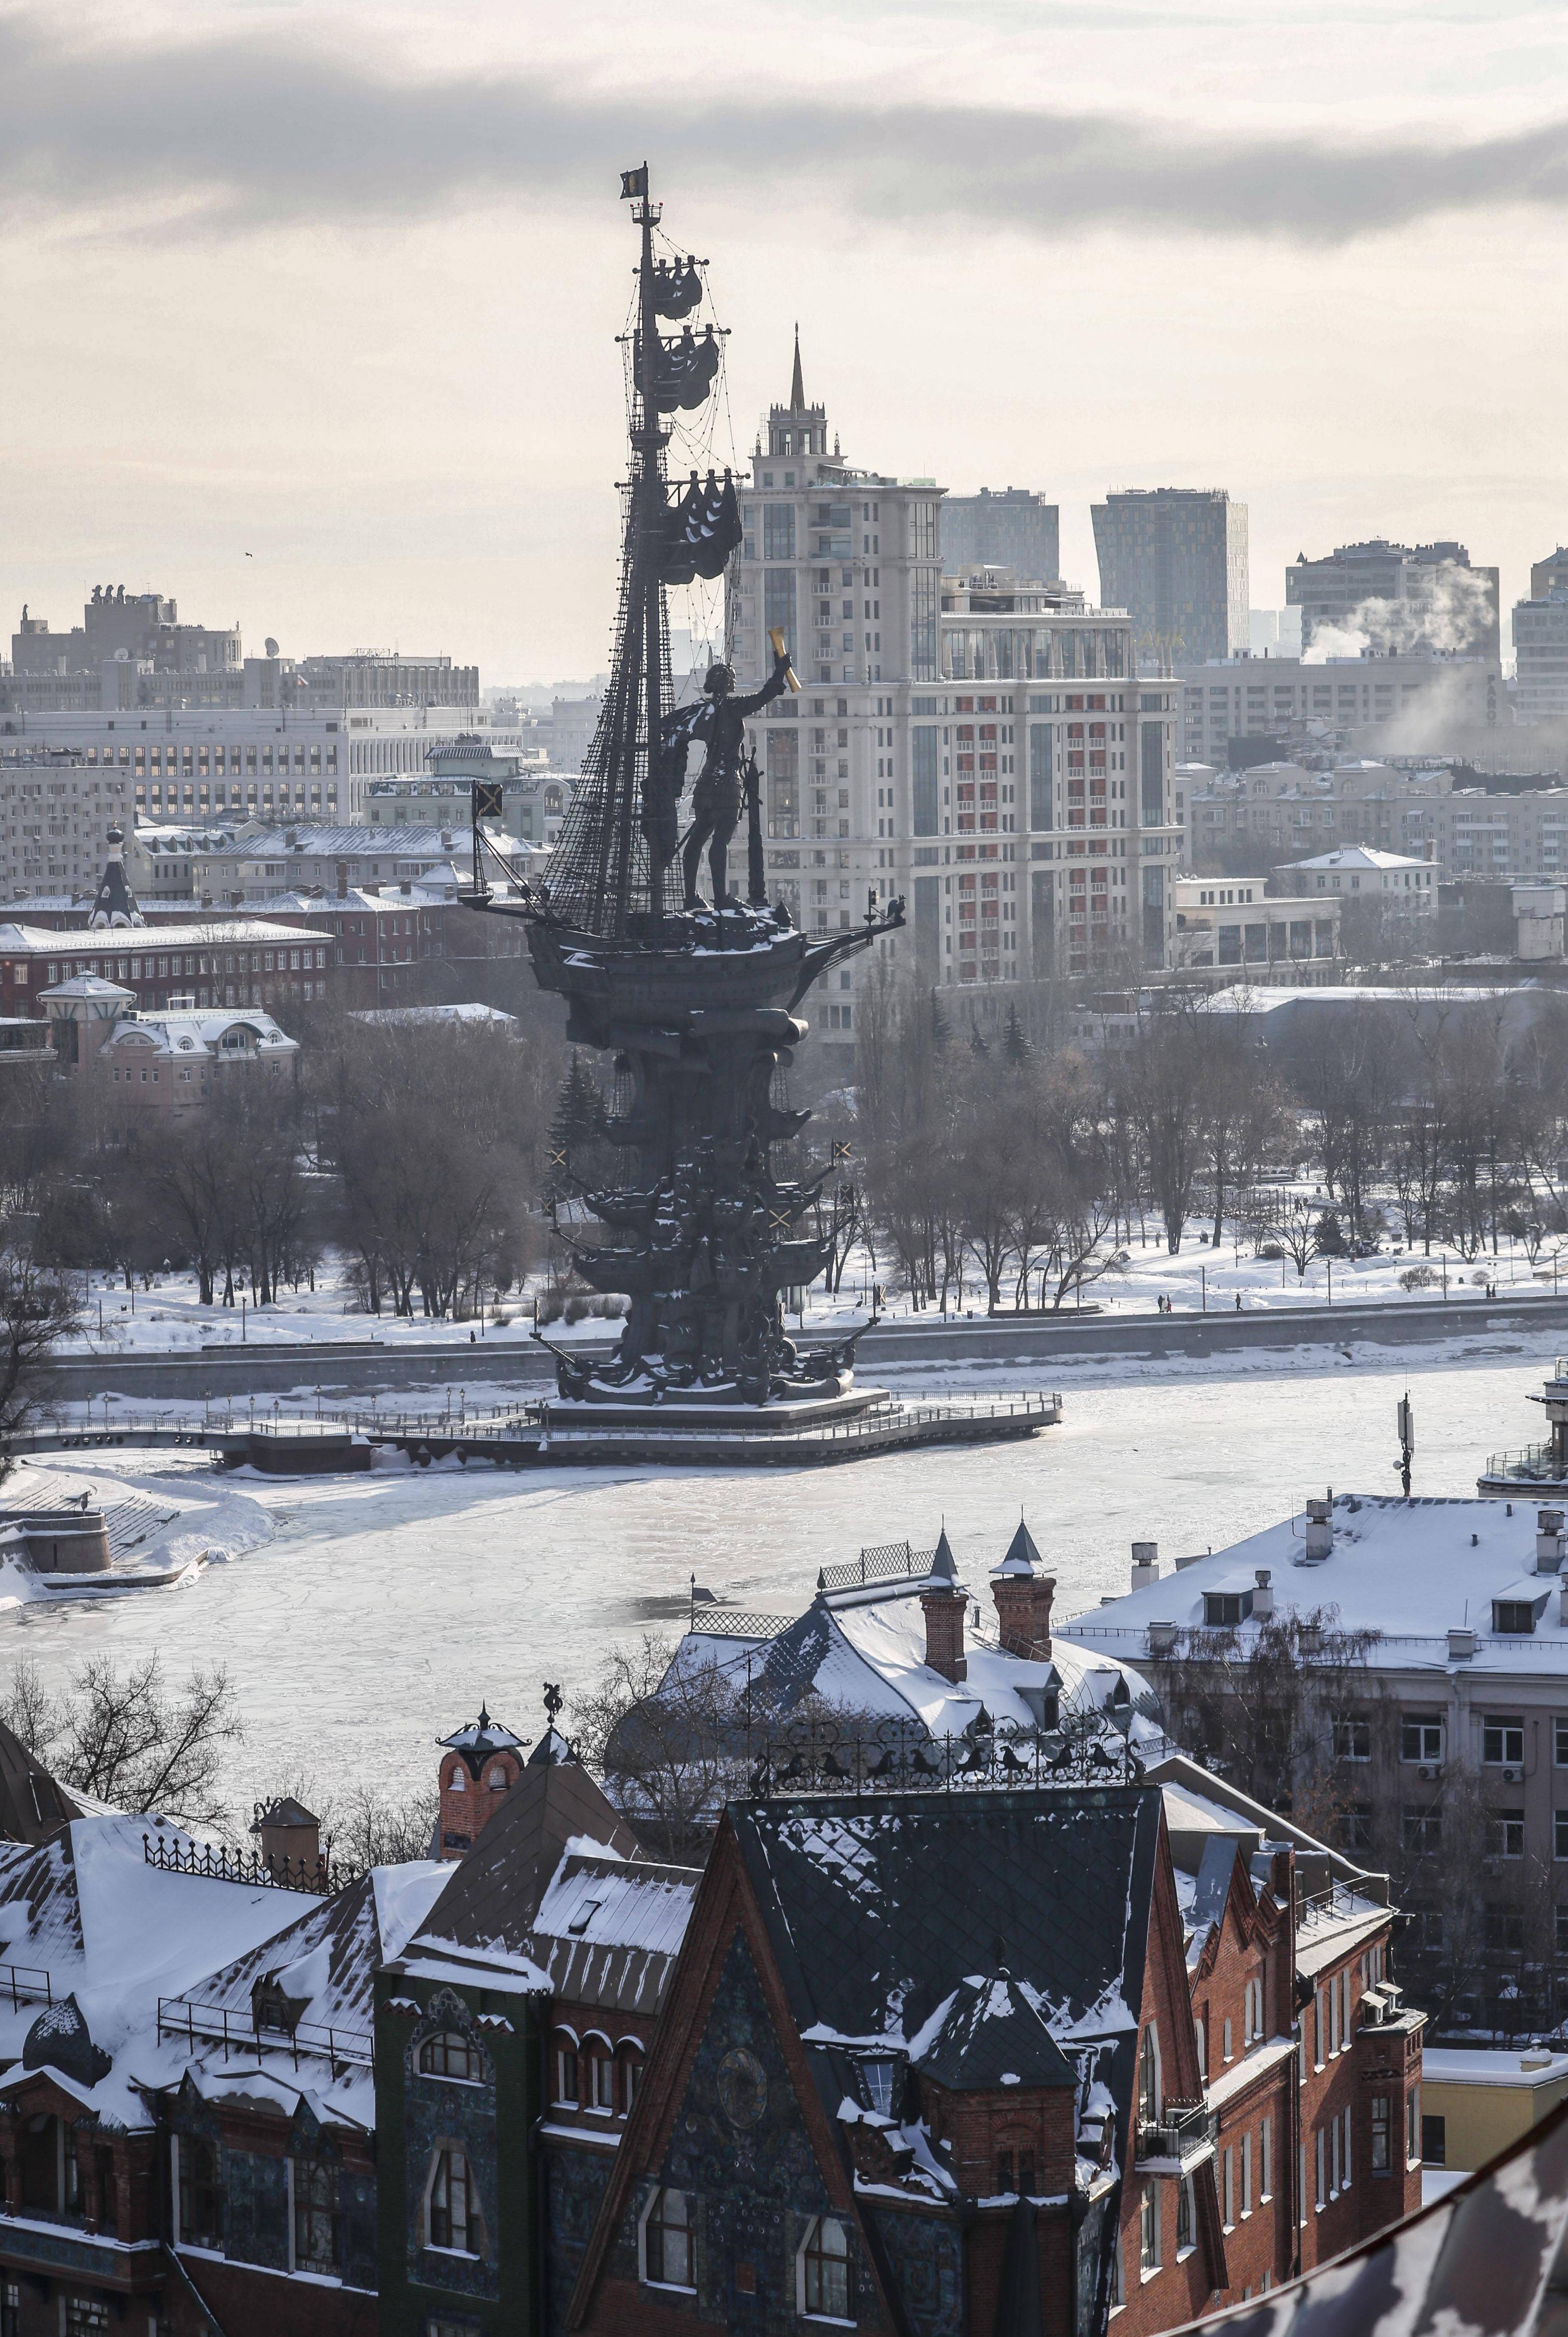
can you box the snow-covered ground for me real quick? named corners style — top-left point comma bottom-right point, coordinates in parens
top-left (50, 1227), bottom-right (1568, 1363)
top-left (5, 1327), bottom-right (1562, 1820)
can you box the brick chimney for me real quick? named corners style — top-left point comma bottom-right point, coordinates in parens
top-left (921, 1528), bottom-right (967, 1682)
top-left (990, 1519), bottom-right (1055, 1660)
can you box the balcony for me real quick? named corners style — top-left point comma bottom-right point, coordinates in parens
top-left (1136, 2099), bottom-right (1217, 2170)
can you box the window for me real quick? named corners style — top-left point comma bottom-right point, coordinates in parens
top-left (1333, 1714), bottom-right (1371, 1762)
top-left (1484, 1716), bottom-right (1525, 1766)
top-left (1315, 2126), bottom-right (1327, 2209)
top-left (1241, 2132), bottom-right (1253, 2217)
top-left (419, 2032), bottom-right (482, 2081)
top-left (1261, 2114), bottom-right (1273, 2200)
top-left (1176, 2176), bottom-right (1194, 2254)
top-left (643, 2188), bottom-right (693, 2289)
top-left (1408, 2087), bottom-right (1422, 2167)
top-left (1, 2282), bottom-right (16, 2337)
top-left (1140, 2181), bottom-right (1161, 2273)
top-left (178, 2134), bottom-right (222, 2249)
top-left (64, 2302), bottom-right (107, 2337)
top-left (1344, 1803), bottom-right (1374, 1853)
top-left (1244, 1977), bottom-right (1264, 2044)
top-left (1223, 2016), bottom-right (1233, 2064)
top-left (1404, 1714), bottom-right (1445, 1764)
top-left (553, 2030), bottom-right (579, 2106)
top-left (293, 2157), bottom-right (341, 2273)
top-left (1193, 2018), bottom-right (1206, 2078)
top-left (1403, 1807), bottom-right (1441, 1854)
top-left (1222, 2146), bottom-right (1234, 2228)
top-left (1371, 2097), bottom-right (1390, 2173)
top-left (1341, 2105), bottom-right (1352, 2189)
top-left (1556, 1720), bottom-right (1568, 1768)
top-left (427, 2148), bottom-right (476, 2255)
top-left (801, 2217), bottom-right (852, 2320)
top-left (1138, 2025), bottom-right (1161, 2122)
top-left (1491, 1809), bottom-right (1526, 1859)
top-left (586, 2040), bottom-right (616, 2114)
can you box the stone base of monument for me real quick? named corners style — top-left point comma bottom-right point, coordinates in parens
top-left (529, 1388), bottom-right (1061, 1467)
top-left (542, 1384), bottom-right (884, 1433)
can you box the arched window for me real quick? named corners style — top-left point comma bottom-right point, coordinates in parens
top-left (1138, 2024), bottom-right (1161, 2124)
top-left (617, 2039), bottom-right (644, 2117)
top-left (419, 2032), bottom-right (482, 2083)
top-left (642, 2187), bottom-right (692, 2289)
top-left (426, 2146), bottom-right (479, 2256)
top-left (1194, 2018), bottom-right (1207, 2079)
top-left (582, 2033), bottom-right (615, 2114)
top-left (485, 1764), bottom-right (509, 1790)
top-left (552, 2029), bottom-right (580, 2107)
top-left (447, 1766), bottom-right (467, 1792)
top-left (800, 2217), bottom-right (851, 2320)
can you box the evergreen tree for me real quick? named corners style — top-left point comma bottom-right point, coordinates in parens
top-left (1004, 1003), bottom-right (1032, 1065)
top-left (928, 989), bottom-right (950, 1054)
top-left (549, 1054), bottom-right (606, 1193)
top-left (968, 1016), bottom-right (990, 1059)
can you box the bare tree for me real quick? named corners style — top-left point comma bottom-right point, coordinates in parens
top-left (574, 1633), bottom-right (754, 1864)
top-left (0, 1241), bottom-right (80, 1484)
top-left (0, 1653), bottom-right (241, 1828)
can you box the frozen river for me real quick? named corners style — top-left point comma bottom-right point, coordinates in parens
top-left (10, 1331), bottom-right (1561, 1817)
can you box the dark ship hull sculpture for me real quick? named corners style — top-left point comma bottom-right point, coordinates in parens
top-left (463, 166), bottom-right (903, 1416)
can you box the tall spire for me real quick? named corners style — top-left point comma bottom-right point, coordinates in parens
top-left (790, 323), bottom-right (804, 411)
top-left (87, 826), bottom-right (143, 931)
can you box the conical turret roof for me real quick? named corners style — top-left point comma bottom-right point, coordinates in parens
top-left (994, 1519), bottom-right (1045, 1577)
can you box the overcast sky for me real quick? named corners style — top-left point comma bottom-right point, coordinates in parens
top-left (5, 0), bottom-right (1568, 684)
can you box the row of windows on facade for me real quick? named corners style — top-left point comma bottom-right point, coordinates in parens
top-left (640, 2186), bottom-right (852, 2322)
top-left (35, 746), bottom-right (340, 773)
top-left (1331, 1712), bottom-right (1566, 1765)
top-left (28, 948), bottom-right (328, 985)
top-left (1121, 2097), bottom-right (1417, 2299)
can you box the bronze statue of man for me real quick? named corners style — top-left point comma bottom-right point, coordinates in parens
top-left (656, 652), bottom-right (789, 910)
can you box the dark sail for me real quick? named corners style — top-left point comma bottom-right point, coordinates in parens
top-left (660, 470), bottom-right (742, 584)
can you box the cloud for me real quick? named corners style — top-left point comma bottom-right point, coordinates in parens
top-left (5, 9), bottom-right (1568, 247)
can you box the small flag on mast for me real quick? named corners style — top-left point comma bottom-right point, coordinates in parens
top-left (620, 166), bottom-right (649, 200)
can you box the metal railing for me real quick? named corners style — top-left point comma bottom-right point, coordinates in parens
top-left (692, 1613), bottom-right (791, 1642)
top-left (1136, 2101), bottom-right (1216, 2164)
top-left (157, 1997), bottom-right (373, 2068)
top-left (818, 1540), bottom-right (939, 1593)
top-left (742, 1716), bottom-right (1144, 1800)
top-left (0, 1963), bottom-right (52, 2010)
top-left (142, 1832), bottom-right (356, 1897)
top-left (1483, 1445), bottom-right (1566, 1482)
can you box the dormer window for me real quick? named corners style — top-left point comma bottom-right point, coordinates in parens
top-left (1204, 1589), bottom-right (1253, 1627)
top-left (419, 2032), bottom-right (482, 2083)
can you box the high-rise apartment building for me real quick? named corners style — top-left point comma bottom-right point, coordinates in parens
top-left (1513, 583), bottom-right (1568, 723)
top-left (1175, 650), bottom-right (1502, 765)
top-left (725, 357), bottom-right (1180, 1036)
top-left (1285, 540), bottom-right (1501, 662)
top-left (939, 488), bottom-right (1060, 585)
top-left (0, 751), bottom-right (133, 900)
top-left (1090, 488), bottom-right (1249, 668)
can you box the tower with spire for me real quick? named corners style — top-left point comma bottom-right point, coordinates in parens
top-left (87, 826), bottom-right (143, 931)
top-left (760, 325), bottom-right (833, 464)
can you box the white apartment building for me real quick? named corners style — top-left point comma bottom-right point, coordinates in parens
top-left (1273, 845), bottom-right (1438, 914)
top-left (1171, 876), bottom-right (1340, 970)
top-left (1177, 652), bottom-right (1502, 767)
top-left (0, 708), bottom-right (528, 826)
top-left (0, 751), bottom-right (132, 900)
top-left (725, 362), bottom-right (1180, 1033)
top-left (1512, 591), bottom-right (1568, 724)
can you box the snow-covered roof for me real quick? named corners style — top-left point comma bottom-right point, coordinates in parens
top-left (100, 1009), bottom-right (296, 1059)
top-left (0, 917), bottom-right (324, 952)
top-left (353, 1003), bottom-right (518, 1027)
top-left (0, 1815), bottom-right (313, 2129)
top-left (520, 1849), bottom-right (701, 2017)
top-left (1063, 1493), bottom-right (1568, 1680)
top-left (1277, 845), bottom-right (1431, 871)
top-left (1421, 2048), bottom-right (1568, 2087)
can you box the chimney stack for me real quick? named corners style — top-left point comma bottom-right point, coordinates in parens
top-left (1304, 1493), bottom-right (1334, 1562)
top-left (1537, 1509), bottom-right (1566, 1574)
top-left (250, 1796), bottom-right (322, 1884)
top-left (990, 1520), bottom-right (1055, 1660)
top-left (1252, 1568), bottom-right (1275, 1618)
top-left (1131, 1540), bottom-right (1160, 1592)
top-left (921, 1529), bottom-right (968, 1683)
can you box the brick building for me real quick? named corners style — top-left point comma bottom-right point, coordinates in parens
top-left (0, 917), bottom-right (332, 1020)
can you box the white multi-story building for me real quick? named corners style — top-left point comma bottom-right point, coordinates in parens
top-left (1272, 844), bottom-right (1438, 915)
top-left (1176, 652), bottom-right (1501, 767)
top-left (0, 750), bottom-right (132, 900)
top-left (725, 360), bottom-right (1180, 1038)
top-left (1512, 590), bottom-right (1568, 724)
top-left (0, 708), bottom-right (528, 826)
